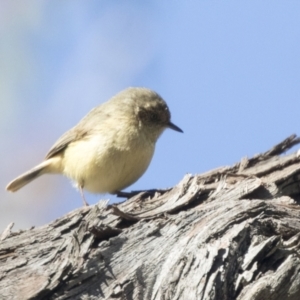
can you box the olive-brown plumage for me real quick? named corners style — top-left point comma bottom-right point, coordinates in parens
top-left (6, 87), bottom-right (183, 205)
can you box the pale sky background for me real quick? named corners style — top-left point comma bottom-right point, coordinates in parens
top-left (1, 1), bottom-right (300, 231)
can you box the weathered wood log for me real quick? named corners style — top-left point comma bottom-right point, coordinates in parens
top-left (1, 135), bottom-right (300, 300)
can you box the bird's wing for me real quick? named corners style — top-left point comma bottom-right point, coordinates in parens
top-left (45, 127), bottom-right (87, 159)
top-left (45, 106), bottom-right (109, 159)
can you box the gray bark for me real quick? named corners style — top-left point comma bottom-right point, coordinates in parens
top-left (1, 135), bottom-right (300, 300)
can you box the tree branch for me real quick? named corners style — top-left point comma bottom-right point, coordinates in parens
top-left (1, 135), bottom-right (300, 300)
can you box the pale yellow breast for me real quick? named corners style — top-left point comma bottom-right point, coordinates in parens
top-left (61, 121), bottom-right (155, 194)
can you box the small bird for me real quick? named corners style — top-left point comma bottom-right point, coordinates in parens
top-left (6, 87), bottom-right (183, 206)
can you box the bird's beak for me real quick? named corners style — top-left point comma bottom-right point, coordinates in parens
top-left (167, 121), bottom-right (183, 133)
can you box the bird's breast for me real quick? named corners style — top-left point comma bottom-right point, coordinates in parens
top-left (62, 126), bottom-right (155, 194)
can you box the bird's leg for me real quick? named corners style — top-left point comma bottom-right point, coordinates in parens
top-left (79, 185), bottom-right (89, 206)
top-left (115, 189), bottom-right (167, 199)
top-left (115, 190), bottom-right (146, 198)
top-left (115, 191), bottom-right (135, 198)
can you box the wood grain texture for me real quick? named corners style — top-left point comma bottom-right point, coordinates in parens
top-left (1, 135), bottom-right (300, 300)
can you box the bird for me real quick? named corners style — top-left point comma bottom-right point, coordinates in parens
top-left (6, 87), bottom-right (183, 206)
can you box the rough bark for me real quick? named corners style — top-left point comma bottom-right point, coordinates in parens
top-left (1, 135), bottom-right (300, 300)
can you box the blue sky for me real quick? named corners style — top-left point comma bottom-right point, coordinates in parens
top-left (1, 1), bottom-right (300, 230)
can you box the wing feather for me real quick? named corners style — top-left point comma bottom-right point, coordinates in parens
top-left (45, 106), bottom-right (109, 159)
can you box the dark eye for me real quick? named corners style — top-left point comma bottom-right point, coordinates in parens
top-left (149, 111), bottom-right (160, 122)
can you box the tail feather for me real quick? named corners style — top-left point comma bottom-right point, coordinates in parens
top-left (6, 161), bottom-right (50, 192)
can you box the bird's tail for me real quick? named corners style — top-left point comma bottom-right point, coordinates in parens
top-left (6, 160), bottom-right (53, 192)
